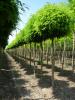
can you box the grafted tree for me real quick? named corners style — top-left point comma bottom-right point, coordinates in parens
top-left (68, 0), bottom-right (75, 72)
top-left (34, 4), bottom-right (73, 87)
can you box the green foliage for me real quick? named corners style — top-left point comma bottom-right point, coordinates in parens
top-left (68, 0), bottom-right (75, 31)
top-left (7, 3), bottom-right (74, 49)
top-left (23, 15), bottom-right (43, 43)
top-left (0, 0), bottom-right (22, 48)
top-left (56, 33), bottom-right (73, 51)
top-left (34, 4), bottom-right (73, 40)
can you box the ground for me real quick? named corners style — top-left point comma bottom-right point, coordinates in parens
top-left (0, 52), bottom-right (75, 100)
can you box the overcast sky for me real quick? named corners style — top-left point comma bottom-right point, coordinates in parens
top-left (8, 0), bottom-right (66, 44)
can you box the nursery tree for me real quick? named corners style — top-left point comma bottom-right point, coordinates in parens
top-left (27, 15), bottom-right (46, 73)
top-left (34, 4), bottom-right (73, 87)
top-left (68, 0), bottom-right (75, 72)
top-left (23, 14), bottom-right (44, 75)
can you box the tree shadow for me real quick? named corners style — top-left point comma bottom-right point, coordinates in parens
top-left (68, 73), bottom-right (75, 82)
top-left (42, 63), bottom-right (62, 72)
top-left (8, 53), bottom-right (75, 99)
top-left (0, 52), bottom-right (31, 99)
top-left (12, 55), bottom-right (48, 76)
top-left (58, 70), bottom-right (72, 77)
top-left (17, 86), bottom-right (31, 99)
top-left (11, 70), bottom-right (21, 78)
top-left (43, 62), bottom-right (75, 83)
top-left (36, 68), bottom-right (48, 74)
top-left (58, 69), bottom-right (75, 82)
top-left (37, 75), bottom-right (52, 88)
top-left (42, 63), bottom-right (52, 69)
top-left (11, 56), bottom-right (34, 74)
top-left (52, 79), bottom-right (75, 100)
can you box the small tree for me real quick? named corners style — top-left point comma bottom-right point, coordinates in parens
top-left (68, 0), bottom-right (75, 72)
top-left (34, 3), bottom-right (73, 88)
top-left (23, 15), bottom-right (44, 76)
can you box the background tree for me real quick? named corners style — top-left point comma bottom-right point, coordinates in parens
top-left (0, 0), bottom-right (24, 48)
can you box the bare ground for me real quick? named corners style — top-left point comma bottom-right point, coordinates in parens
top-left (0, 52), bottom-right (75, 100)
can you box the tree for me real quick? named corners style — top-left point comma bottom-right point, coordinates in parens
top-left (34, 3), bottom-right (73, 87)
top-left (23, 14), bottom-right (44, 75)
top-left (0, 0), bottom-right (23, 48)
top-left (68, 0), bottom-right (75, 72)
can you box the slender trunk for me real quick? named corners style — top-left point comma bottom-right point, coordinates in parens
top-left (19, 47), bottom-right (21, 58)
top-left (25, 44), bottom-right (26, 60)
top-left (59, 42), bottom-right (61, 65)
top-left (30, 43), bottom-right (31, 67)
top-left (54, 39), bottom-right (56, 55)
top-left (34, 43), bottom-right (36, 77)
top-left (43, 41), bottom-right (45, 61)
top-left (51, 39), bottom-right (55, 88)
top-left (34, 44), bottom-right (36, 58)
top-left (15, 48), bottom-right (16, 57)
top-left (22, 45), bottom-right (24, 58)
top-left (50, 43), bottom-right (52, 63)
top-left (16, 48), bottom-right (18, 56)
top-left (47, 43), bottom-right (49, 65)
top-left (21, 46), bottom-right (23, 57)
top-left (58, 51), bottom-right (60, 65)
top-left (18, 47), bottom-right (19, 57)
top-left (62, 38), bottom-right (66, 70)
top-left (38, 45), bottom-right (40, 63)
top-left (72, 32), bottom-right (75, 72)
top-left (18, 47), bottom-right (20, 56)
top-left (40, 42), bottom-right (43, 71)
top-left (19, 47), bottom-right (21, 57)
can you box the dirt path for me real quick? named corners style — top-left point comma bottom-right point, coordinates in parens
top-left (0, 52), bottom-right (19, 100)
top-left (0, 52), bottom-right (75, 100)
top-left (10, 54), bottom-right (75, 100)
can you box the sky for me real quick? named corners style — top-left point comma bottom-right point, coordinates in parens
top-left (8, 0), bottom-right (66, 44)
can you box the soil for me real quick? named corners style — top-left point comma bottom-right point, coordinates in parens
top-left (0, 52), bottom-right (75, 100)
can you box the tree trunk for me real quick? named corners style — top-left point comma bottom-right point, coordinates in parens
top-left (47, 42), bottom-right (49, 65)
top-left (38, 45), bottom-right (41, 63)
top-left (72, 32), bottom-right (75, 72)
top-left (43, 41), bottom-right (45, 61)
top-left (51, 39), bottom-right (55, 88)
top-left (62, 38), bottom-right (66, 70)
top-left (22, 45), bottom-right (24, 58)
top-left (25, 44), bottom-right (26, 60)
top-left (59, 42), bottom-right (62, 65)
top-left (33, 43), bottom-right (36, 77)
top-left (30, 43), bottom-right (31, 67)
top-left (40, 42), bottom-right (43, 71)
